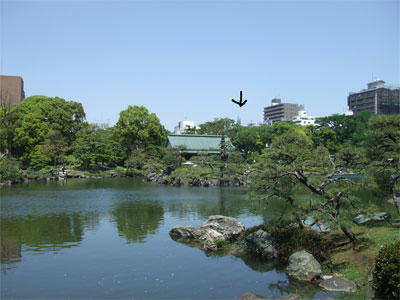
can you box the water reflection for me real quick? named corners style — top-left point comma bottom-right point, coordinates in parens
top-left (268, 278), bottom-right (322, 299)
top-left (0, 213), bottom-right (100, 263)
top-left (110, 201), bottom-right (164, 243)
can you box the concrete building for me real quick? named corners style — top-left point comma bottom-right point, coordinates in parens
top-left (348, 80), bottom-right (400, 115)
top-left (0, 75), bottom-right (25, 105)
top-left (293, 109), bottom-right (316, 126)
top-left (263, 98), bottom-right (304, 124)
top-left (174, 120), bottom-right (197, 134)
top-left (247, 120), bottom-right (262, 127)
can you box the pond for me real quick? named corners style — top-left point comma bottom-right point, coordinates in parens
top-left (0, 178), bottom-right (394, 299)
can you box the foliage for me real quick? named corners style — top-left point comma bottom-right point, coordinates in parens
top-left (268, 226), bottom-right (333, 262)
top-left (372, 240), bottom-right (400, 299)
top-left (364, 114), bottom-right (400, 196)
top-left (126, 149), bottom-right (148, 170)
top-left (197, 118), bottom-right (240, 139)
top-left (161, 146), bottom-right (186, 169)
top-left (73, 126), bottom-right (124, 169)
top-left (1, 96), bottom-right (85, 165)
top-left (0, 156), bottom-right (23, 182)
top-left (116, 105), bottom-right (167, 155)
top-left (249, 130), bottom-right (362, 242)
top-left (233, 125), bottom-right (271, 156)
top-left (315, 110), bottom-right (373, 147)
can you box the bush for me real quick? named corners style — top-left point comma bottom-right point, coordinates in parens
top-left (267, 226), bottom-right (333, 262)
top-left (0, 156), bottom-right (23, 182)
top-left (372, 241), bottom-right (400, 299)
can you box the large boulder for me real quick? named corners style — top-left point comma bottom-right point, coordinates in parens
top-left (169, 215), bottom-right (245, 251)
top-left (286, 251), bottom-right (322, 281)
top-left (245, 230), bottom-right (277, 260)
top-left (319, 277), bottom-right (357, 293)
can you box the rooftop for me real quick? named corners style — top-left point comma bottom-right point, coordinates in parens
top-left (167, 134), bottom-right (233, 153)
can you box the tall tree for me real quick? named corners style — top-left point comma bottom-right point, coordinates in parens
top-left (116, 105), bottom-right (167, 156)
top-left (7, 96), bottom-right (85, 164)
top-left (364, 115), bottom-right (400, 210)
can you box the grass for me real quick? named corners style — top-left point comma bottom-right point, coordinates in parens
top-left (324, 220), bottom-right (400, 284)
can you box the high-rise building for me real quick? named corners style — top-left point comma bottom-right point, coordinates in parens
top-left (0, 75), bottom-right (25, 105)
top-left (174, 120), bottom-right (197, 134)
top-left (263, 98), bottom-right (304, 124)
top-left (347, 80), bottom-right (400, 115)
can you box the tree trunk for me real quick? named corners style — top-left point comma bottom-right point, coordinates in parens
top-left (341, 226), bottom-right (357, 243)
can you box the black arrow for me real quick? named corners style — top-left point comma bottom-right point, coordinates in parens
top-left (232, 91), bottom-right (247, 107)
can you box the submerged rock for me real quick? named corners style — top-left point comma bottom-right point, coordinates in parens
top-left (319, 277), bottom-right (357, 293)
top-left (241, 293), bottom-right (268, 300)
top-left (169, 215), bottom-right (245, 251)
top-left (286, 251), bottom-right (322, 281)
top-left (245, 230), bottom-right (277, 260)
top-left (274, 295), bottom-right (299, 300)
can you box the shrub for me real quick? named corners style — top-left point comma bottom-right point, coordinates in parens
top-left (0, 156), bottom-right (23, 182)
top-left (372, 241), bottom-right (400, 299)
top-left (267, 226), bottom-right (333, 262)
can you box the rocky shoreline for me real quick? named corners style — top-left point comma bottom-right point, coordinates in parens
top-left (169, 215), bottom-right (374, 299)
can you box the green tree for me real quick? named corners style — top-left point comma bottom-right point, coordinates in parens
top-left (249, 131), bottom-right (361, 242)
top-left (364, 115), bottom-right (400, 201)
top-left (315, 110), bottom-right (373, 147)
top-left (197, 118), bottom-right (240, 139)
top-left (116, 105), bottom-right (167, 156)
top-left (73, 126), bottom-right (124, 169)
top-left (6, 96), bottom-right (85, 164)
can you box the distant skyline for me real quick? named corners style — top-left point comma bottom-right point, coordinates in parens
top-left (1, 0), bottom-right (399, 131)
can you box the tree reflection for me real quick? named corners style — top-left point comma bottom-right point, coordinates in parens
top-left (268, 277), bottom-right (322, 299)
top-left (0, 213), bottom-right (96, 264)
top-left (166, 187), bottom-right (256, 219)
top-left (111, 201), bottom-right (164, 243)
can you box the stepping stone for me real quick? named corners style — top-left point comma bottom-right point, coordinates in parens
top-left (319, 277), bottom-right (357, 293)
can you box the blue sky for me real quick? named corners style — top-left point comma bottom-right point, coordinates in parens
top-left (1, 0), bottom-right (399, 131)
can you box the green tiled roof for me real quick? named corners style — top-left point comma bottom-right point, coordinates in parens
top-left (167, 134), bottom-right (233, 153)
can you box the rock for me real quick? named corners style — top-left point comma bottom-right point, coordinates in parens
top-left (371, 212), bottom-right (391, 221)
top-left (303, 217), bottom-right (331, 233)
top-left (202, 180), bottom-right (210, 187)
top-left (319, 277), bottom-right (357, 293)
top-left (353, 212), bottom-right (391, 224)
top-left (230, 178), bottom-right (241, 186)
top-left (353, 214), bottom-right (371, 224)
top-left (241, 292), bottom-right (268, 300)
top-left (211, 179), bottom-right (220, 186)
top-left (287, 251), bottom-right (322, 281)
top-left (169, 215), bottom-right (245, 251)
top-left (192, 179), bottom-right (201, 186)
top-left (245, 230), bottom-right (277, 260)
top-left (274, 295), bottom-right (299, 300)
top-left (322, 275), bottom-right (333, 280)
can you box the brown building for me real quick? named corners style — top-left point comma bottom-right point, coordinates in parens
top-left (0, 75), bottom-right (25, 105)
top-left (263, 98), bottom-right (304, 124)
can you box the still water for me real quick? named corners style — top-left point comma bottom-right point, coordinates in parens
top-left (1, 178), bottom-right (393, 299)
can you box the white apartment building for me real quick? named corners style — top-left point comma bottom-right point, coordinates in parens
top-left (293, 110), bottom-right (316, 126)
